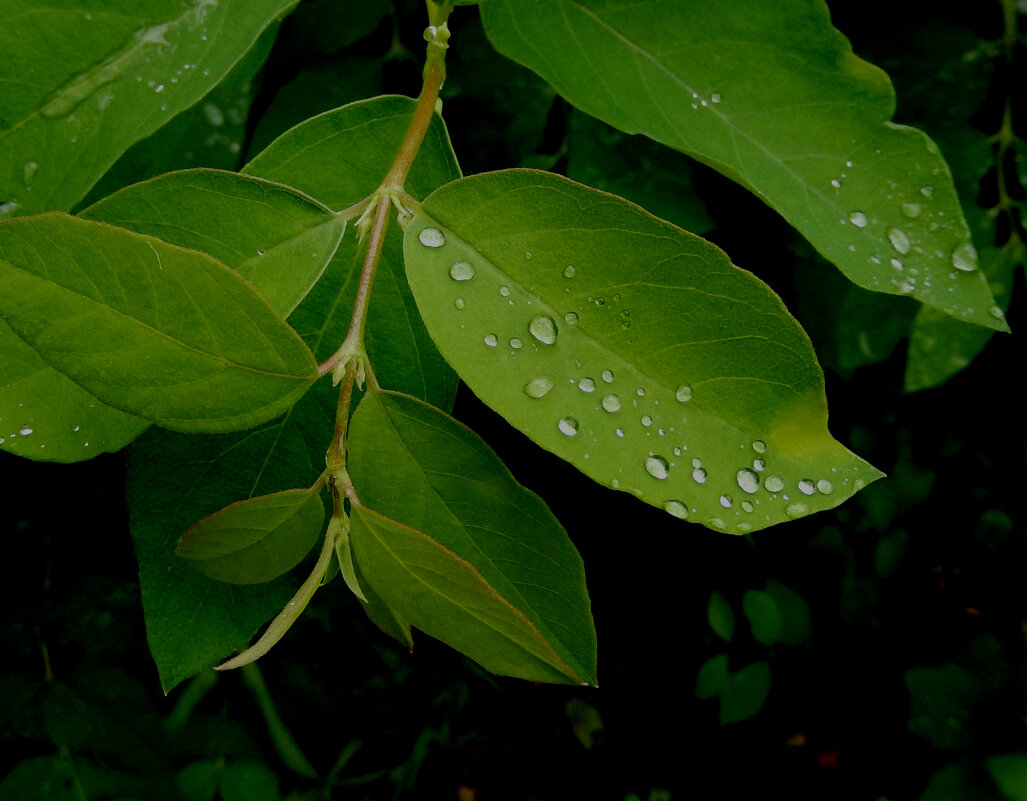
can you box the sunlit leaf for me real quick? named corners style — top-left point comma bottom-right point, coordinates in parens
top-left (480, 0), bottom-right (1007, 331)
top-left (0, 214), bottom-right (317, 433)
top-left (404, 169), bottom-right (882, 533)
top-left (177, 488), bottom-right (325, 584)
top-left (348, 390), bottom-right (596, 685)
top-left (0, 0), bottom-right (297, 215)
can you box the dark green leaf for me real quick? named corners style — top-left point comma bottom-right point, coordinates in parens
top-left (0, 214), bottom-right (317, 433)
top-left (176, 489), bottom-right (325, 584)
top-left (348, 389), bottom-right (596, 685)
top-left (0, 0), bottom-right (297, 215)
top-left (742, 590), bottom-right (783, 646)
top-left (480, 0), bottom-right (1007, 331)
top-left (695, 654), bottom-right (729, 700)
top-left (404, 169), bottom-right (882, 532)
top-left (719, 660), bottom-right (771, 725)
top-left (707, 591), bottom-right (735, 642)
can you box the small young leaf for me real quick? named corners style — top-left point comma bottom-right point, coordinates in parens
top-left (350, 505), bottom-right (589, 685)
top-left (347, 389), bottom-right (597, 685)
top-left (404, 169), bottom-right (882, 532)
top-left (0, 0), bottom-right (297, 214)
top-left (82, 169), bottom-right (347, 318)
top-left (695, 653), bottom-right (729, 700)
top-left (719, 660), bottom-right (771, 725)
top-left (0, 214), bottom-right (317, 432)
top-left (707, 591), bottom-right (735, 642)
top-left (480, 0), bottom-right (1007, 331)
top-left (742, 590), bottom-right (784, 646)
top-left (177, 489), bottom-right (325, 584)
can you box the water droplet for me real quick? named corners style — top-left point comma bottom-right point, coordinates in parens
top-left (645, 455), bottom-right (669, 480)
top-left (616, 428), bottom-right (625, 438)
top-left (498, 285), bottom-right (511, 296)
top-left (753, 458), bottom-right (766, 472)
top-left (18, 426), bottom-right (32, 436)
top-left (0, 201), bottom-right (21, 220)
top-left (601, 370), bottom-right (615, 383)
top-left (641, 415), bottom-right (653, 427)
top-left (888, 228), bottom-right (911, 255)
top-left (709, 518), bottom-right (727, 531)
top-left (448, 261), bottom-right (475, 281)
top-left (920, 185), bottom-right (935, 197)
top-left (563, 265), bottom-right (576, 278)
top-left (786, 502), bottom-right (809, 518)
top-left (578, 377), bottom-right (596, 393)
top-left (602, 394), bottom-right (621, 412)
top-left (529, 315), bottom-right (558, 345)
top-left (741, 501), bottom-right (754, 513)
top-left (764, 475), bottom-right (785, 493)
top-left (711, 93), bottom-right (722, 103)
top-left (524, 376), bottom-right (553, 398)
top-left (901, 202), bottom-right (921, 218)
top-left (636, 387), bottom-right (646, 397)
top-left (454, 298), bottom-right (465, 310)
top-left (816, 479), bottom-right (834, 495)
top-left (989, 305), bottom-right (1005, 321)
top-left (418, 227), bottom-right (446, 247)
top-left (558, 417), bottom-right (579, 437)
top-left (664, 500), bottom-right (689, 519)
top-left (951, 241), bottom-right (977, 271)
top-left (736, 468), bottom-right (760, 494)
top-left (797, 479), bottom-right (816, 496)
top-left (752, 440), bottom-right (767, 453)
top-left (483, 333), bottom-right (498, 347)
top-left (675, 385), bottom-right (692, 402)
top-left (564, 312), bottom-right (579, 325)
top-left (719, 495), bottom-right (733, 508)
top-left (510, 337), bottom-right (523, 349)
top-left (848, 211), bottom-right (868, 228)
top-left (23, 162), bottom-right (38, 185)
top-left (692, 467), bottom-right (707, 484)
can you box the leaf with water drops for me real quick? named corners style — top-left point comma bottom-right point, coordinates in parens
top-left (347, 389), bottom-right (597, 685)
top-left (176, 488), bottom-right (325, 584)
top-left (0, 214), bottom-right (317, 433)
top-left (404, 170), bottom-right (883, 533)
top-left (479, 0), bottom-right (1008, 332)
top-left (0, 0), bottom-right (296, 216)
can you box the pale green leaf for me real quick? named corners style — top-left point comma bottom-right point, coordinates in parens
top-left (348, 389), bottom-right (596, 685)
top-left (243, 96), bottom-right (462, 406)
top-left (404, 170), bottom-right (882, 533)
top-left (480, 0), bottom-right (1007, 331)
top-left (0, 0), bottom-right (298, 215)
top-left (0, 214), bottom-right (317, 433)
top-left (176, 488), bottom-right (325, 584)
top-left (81, 168), bottom-right (347, 317)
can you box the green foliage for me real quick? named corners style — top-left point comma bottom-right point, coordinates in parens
top-left (2, 0), bottom-right (1026, 797)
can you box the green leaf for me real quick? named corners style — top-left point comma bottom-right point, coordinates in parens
top-left (176, 489), bottom-right (325, 584)
top-left (480, 0), bottom-right (1007, 331)
top-left (707, 591), bottom-right (735, 642)
top-left (0, 0), bottom-right (297, 215)
top-left (695, 653), bottom-right (729, 700)
top-left (0, 213), bottom-right (317, 433)
top-left (718, 660), bottom-right (771, 725)
top-left (987, 754), bottom-right (1027, 801)
top-left (404, 169), bottom-right (882, 532)
top-left (347, 389), bottom-right (596, 686)
top-left (243, 96), bottom-right (462, 406)
top-left (905, 662), bottom-right (983, 750)
top-left (81, 168), bottom-right (347, 318)
top-left (742, 590), bottom-right (783, 646)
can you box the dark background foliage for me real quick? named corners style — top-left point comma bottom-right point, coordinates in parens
top-left (3, 1), bottom-right (1026, 799)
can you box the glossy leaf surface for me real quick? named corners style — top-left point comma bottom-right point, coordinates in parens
top-left (404, 170), bottom-right (882, 533)
top-left (176, 488), bottom-right (325, 584)
top-left (0, 0), bottom-right (297, 215)
top-left (0, 214), bottom-right (317, 432)
top-left (348, 390), bottom-right (596, 685)
top-left (480, 0), bottom-right (1007, 331)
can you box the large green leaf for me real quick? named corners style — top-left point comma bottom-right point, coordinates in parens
top-left (176, 488), bottom-right (325, 584)
top-left (0, 0), bottom-right (297, 215)
top-left (244, 96), bottom-right (462, 406)
top-left (347, 390), bottom-right (596, 685)
top-left (404, 170), bottom-right (882, 532)
top-left (479, 0), bottom-right (1007, 332)
top-left (0, 213), bottom-right (317, 433)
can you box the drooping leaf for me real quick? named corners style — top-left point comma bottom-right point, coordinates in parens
top-left (0, 214), bottom-right (317, 433)
top-left (347, 389), bottom-right (596, 685)
top-left (0, 0), bottom-right (298, 215)
top-left (479, 0), bottom-right (1007, 331)
top-left (176, 488), bottom-right (325, 584)
top-left (244, 96), bottom-right (462, 407)
top-left (404, 169), bottom-right (883, 533)
top-left (82, 168), bottom-right (348, 317)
